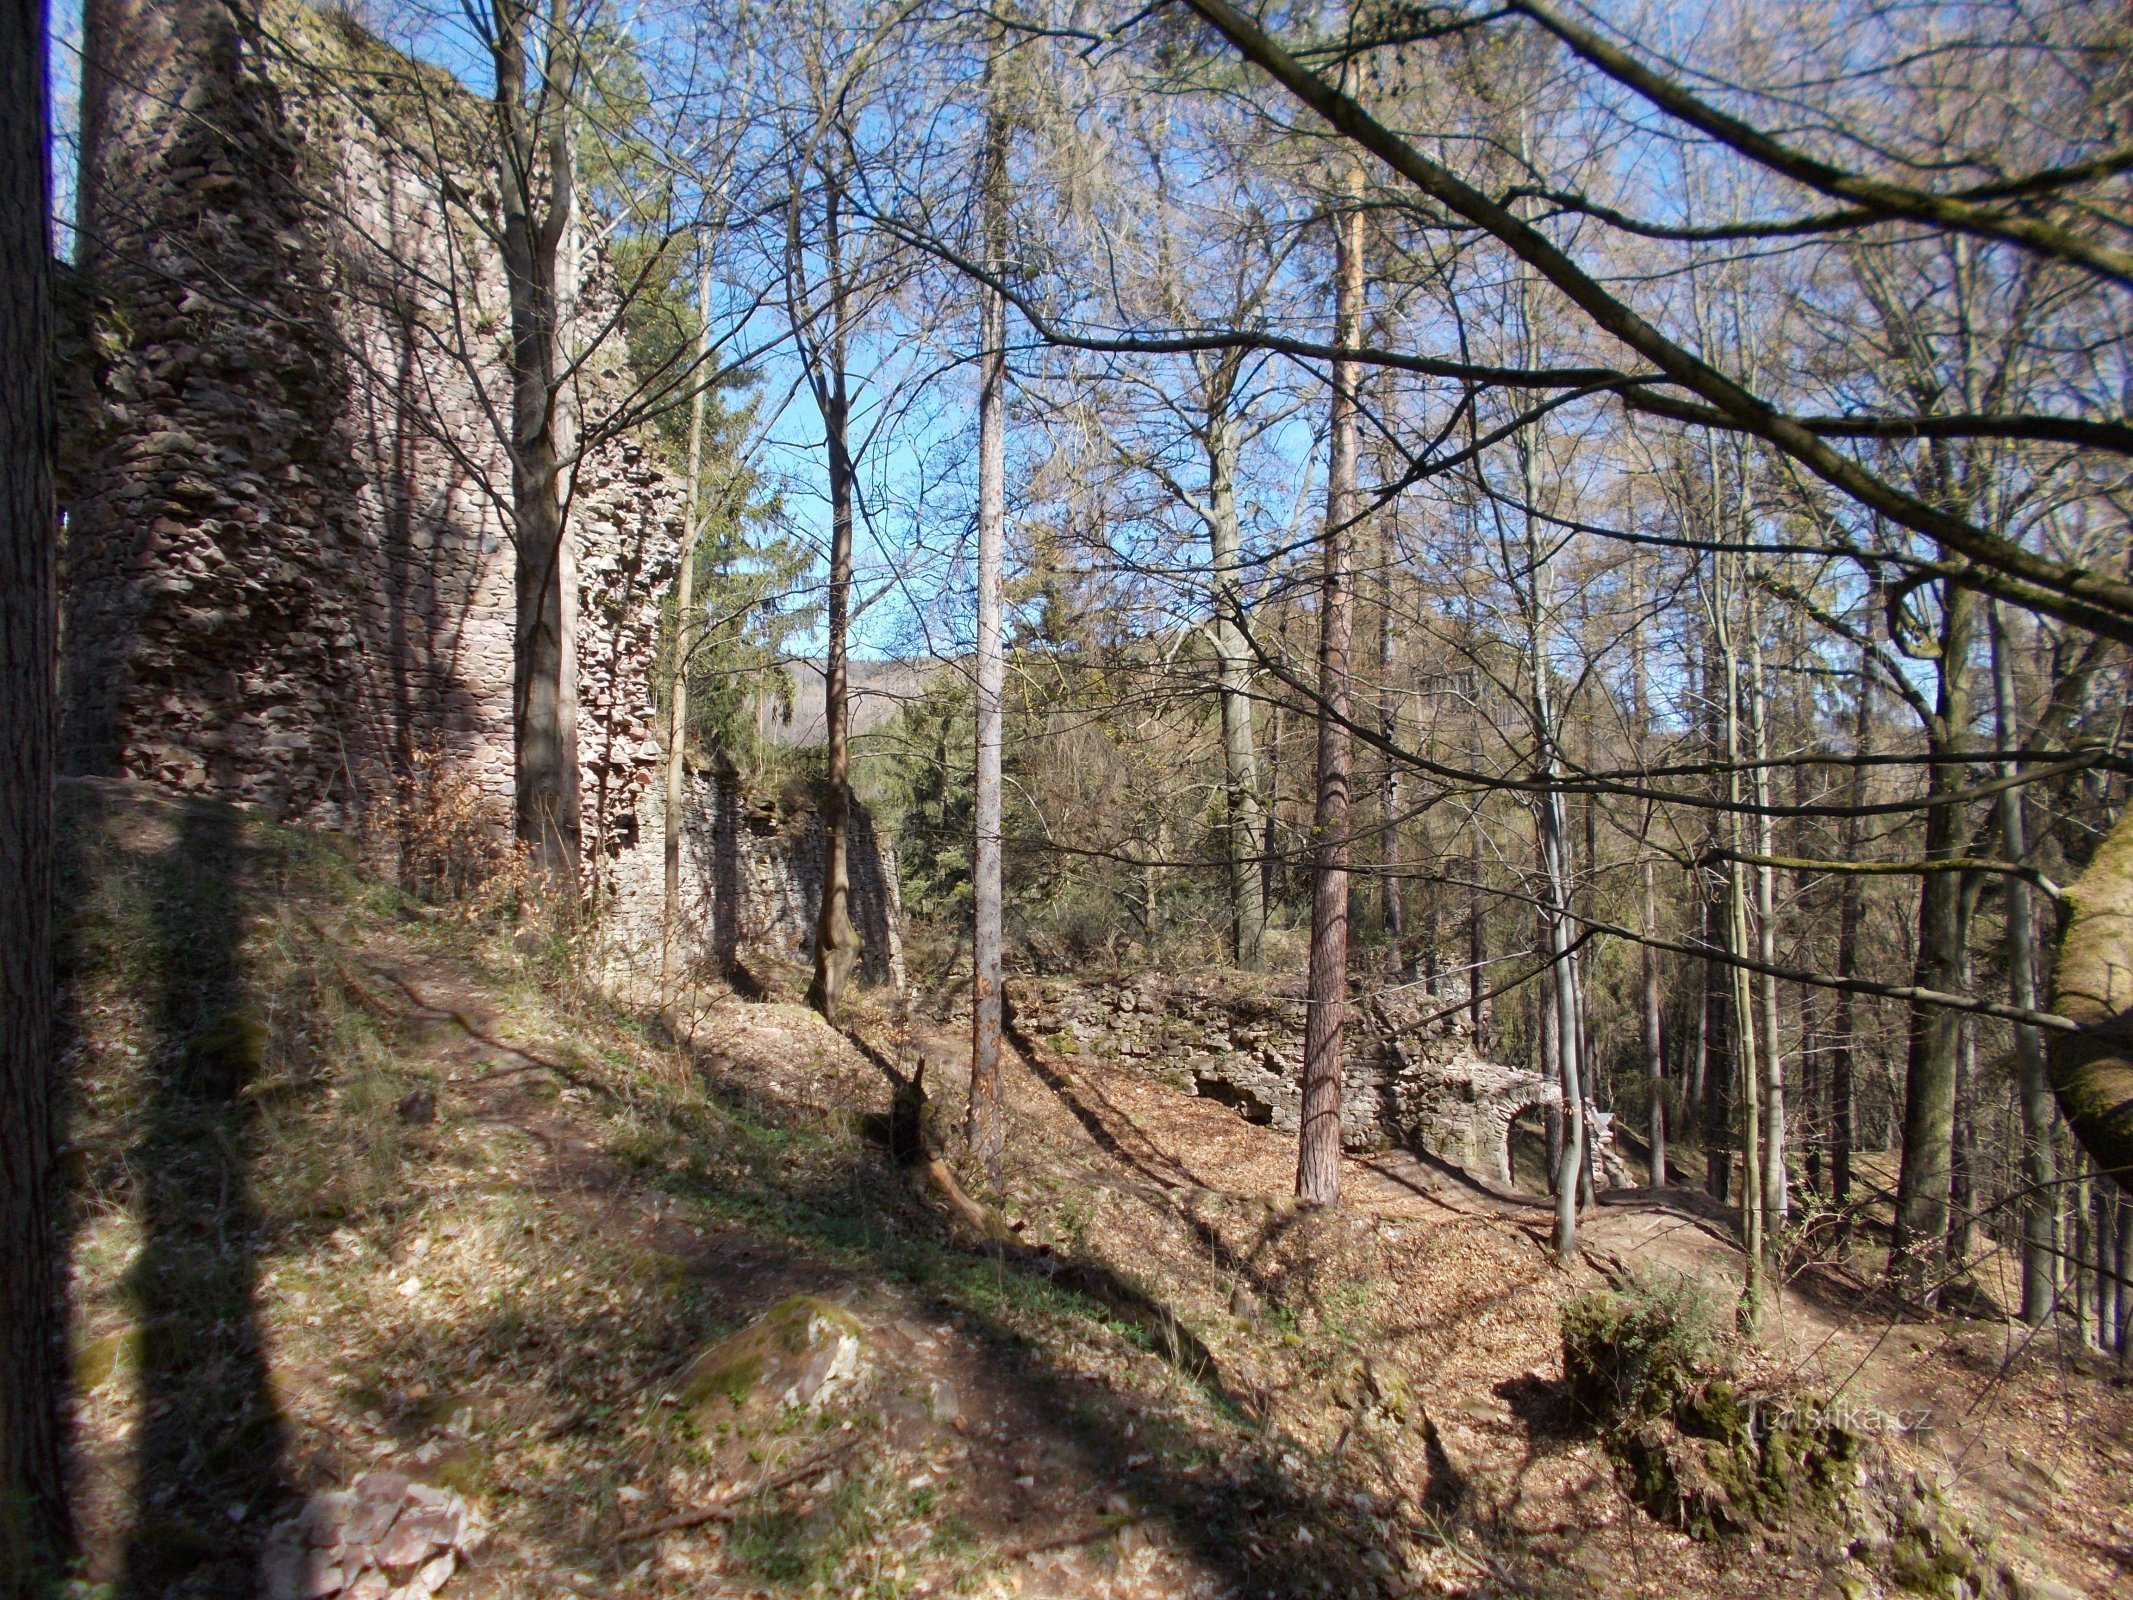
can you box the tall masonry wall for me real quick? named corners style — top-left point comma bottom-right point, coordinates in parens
top-left (64, 0), bottom-right (679, 871)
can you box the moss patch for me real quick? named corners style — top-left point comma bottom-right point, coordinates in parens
top-left (1561, 1283), bottom-right (2011, 1593)
top-left (675, 1295), bottom-right (866, 1428)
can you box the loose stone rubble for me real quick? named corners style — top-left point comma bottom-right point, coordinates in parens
top-left (259, 1471), bottom-right (488, 1600)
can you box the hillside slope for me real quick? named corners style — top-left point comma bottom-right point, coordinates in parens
top-left (53, 781), bottom-right (2130, 1599)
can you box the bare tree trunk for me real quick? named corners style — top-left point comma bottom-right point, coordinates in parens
top-left (1829, 601), bottom-right (1874, 1249)
top-left (1687, 939), bottom-right (1708, 1149)
top-left (1262, 695), bottom-right (1280, 916)
top-left (1893, 584), bottom-right (1978, 1304)
top-left (1695, 621), bottom-right (1730, 1204)
top-left (1748, 618), bottom-right (1787, 1231)
top-left (1295, 193), bottom-right (1361, 1207)
top-left (1633, 600), bottom-right (1665, 1188)
top-left (1377, 488), bottom-right (1403, 980)
top-left (1701, 895), bottom-right (1731, 1203)
top-left (662, 255), bottom-right (712, 1003)
top-left (2049, 765), bottom-right (2133, 1196)
top-left (1539, 788), bottom-right (1586, 1256)
top-left (966, 82), bottom-right (1008, 1188)
top-left (809, 177), bottom-right (859, 1020)
top-left (2116, 1191), bottom-right (2132, 1357)
top-left (1538, 924), bottom-right (1562, 1188)
top-left (2096, 1184), bottom-right (2120, 1348)
top-left (1643, 857), bottom-right (1666, 1188)
top-left (1949, 996), bottom-right (1978, 1267)
top-left (492, 0), bottom-right (582, 888)
top-left (2072, 1153), bottom-right (2094, 1346)
top-left (1988, 606), bottom-right (2056, 1321)
top-left (1790, 746), bottom-right (1820, 1197)
top-left (1, 0), bottom-right (67, 1578)
top-left (1206, 394), bottom-right (1265, 971)
top-left (1467, 707), bottom-right (1486, 1050)
top-left (1713, 555), bottom-right (1767, 1319)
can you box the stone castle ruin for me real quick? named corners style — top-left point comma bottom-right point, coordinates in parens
top-left (61, 0), bottom-right (1603, 1191)
top-left (60, 0), bottom-right (898, 980)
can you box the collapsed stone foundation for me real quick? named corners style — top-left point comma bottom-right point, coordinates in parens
top-left (946, 969), bottom-right (1621, 1186)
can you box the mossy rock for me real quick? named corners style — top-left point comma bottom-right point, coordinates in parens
top-left (674, 1296), bottom-right (866, 1431)
top-left (1562, 1283), bottom-right (1998, 1570)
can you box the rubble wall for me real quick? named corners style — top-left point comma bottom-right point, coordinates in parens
top-left (598, 768), bottom-right (905, 992)
top-left (64, 0), bottom-right (680, 867)
top-left (950, 971), bottom-right (1618, 1184)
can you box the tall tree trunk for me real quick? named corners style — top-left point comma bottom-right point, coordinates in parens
top-left (1748, 618), bottom-right (1787, 1231)
top-left (2096, 1185), bottom-right (2120, 1348)
top-left (492, 0), bottom-right (581, 887)
top-left (662, 255), bottom-right (712, 1002)
top-left (2049, 798), bottom-right (2133, 1191)
top-left (1695, 621), bottom-right (1730, 1203)
top-left (2072, 1153), bottom-right (2094, 1345)
top-left (1892, 583), bottom-right (1978, 1304)
top-left (1295, 192), bottom-right (1361, 1206)
top-left (1687, 937), bottom-right (1708, 1144)
top-left (1262, 695), bottom-right (1280, 916)
top-left (1, 0), bottom-right (66, 1579)
top-left (1643, 857), bottom-right (1667, 1188)
top-left (1714, 555), bottom-right (1767, 1318)
top-left (1829, 599), bottom-right (1875, 1247)
top-left (1467, 705), bottom-right (1487, 1050)
top-left (1539, 788), bottom-right (1586, 1255)
top-left (809, 176), bottom-right (860, 1019)
top-left (1990, 605), bottom-right (2057, 1323)
top-left (967, 82), bottom-right (1008, 1187)
top-left (2116, 1190), bottom-right (2132, 1355)
top-left (1633, 599), bottom-right (1665, 1188)
top-left (1949, 994), bottom-right (1978, 1266)
top-left (1378, 537), bottom-right (1403, 979)
top-left (1206, 390), bottom-right (1265, 971)
top-left (1539, 925), bottom-right (1562, 1189)
top-left (1790, 750), bottom-right (1821, 1197)
top-left (1701, 892), bottom-right (1731, 1203)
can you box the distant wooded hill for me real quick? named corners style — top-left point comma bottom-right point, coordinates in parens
top-left (754, 658), bottom-right (953, 747)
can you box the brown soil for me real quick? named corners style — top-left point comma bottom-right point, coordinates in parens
top-left (55, 782), bottom-right (2133, 1600)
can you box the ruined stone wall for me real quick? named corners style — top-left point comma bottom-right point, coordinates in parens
top-left (65, 0), bottom-right (680, 866)
top-left (599, 768), bottom-right (906, 992)
top-left (66, 0), bottom-right (369, 820)
top-left (952, 970), bottom-right (1620, 1185)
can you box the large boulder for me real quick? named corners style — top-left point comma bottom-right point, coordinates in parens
top-left (672, 1294), bottom-right (867, 1431)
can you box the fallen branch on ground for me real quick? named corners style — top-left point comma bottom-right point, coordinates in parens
top-left (612, 1442), bottom-right (857, 1542)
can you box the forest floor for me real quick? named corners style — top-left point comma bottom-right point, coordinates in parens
top-left (53, 779), bottom-right (2133, 1600)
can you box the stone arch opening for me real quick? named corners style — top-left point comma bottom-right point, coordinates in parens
top-left (1505, 1103), bottom-right (1557, 1195)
